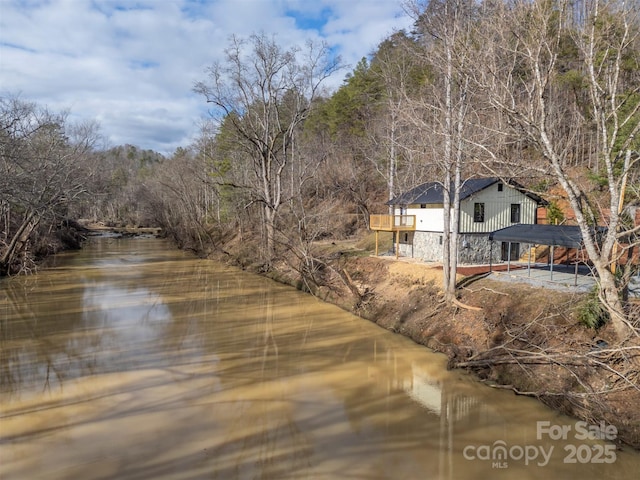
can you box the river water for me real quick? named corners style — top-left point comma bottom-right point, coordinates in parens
top-left (0, 236), bottom-right (638, 479)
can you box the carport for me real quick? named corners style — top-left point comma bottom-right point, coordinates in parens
top-left (488, 224), bottom-right (592, 287)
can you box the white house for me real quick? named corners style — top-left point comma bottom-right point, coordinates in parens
top-left (375, 178), bottom-right (544, 264)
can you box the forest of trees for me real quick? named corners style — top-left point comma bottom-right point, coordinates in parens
top-left (1, 0), bottom-right (639, 340)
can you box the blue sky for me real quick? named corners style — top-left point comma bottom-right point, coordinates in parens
top-left (0, 0), bottom-right (413, 154)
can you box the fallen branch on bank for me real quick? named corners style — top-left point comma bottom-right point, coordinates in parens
top-left (453, 342), bottom-right (640, 393)
top-left (341, 268), bottom-right (362, 299)
top-left (462, 286), bottom-right (510, 296)
top-left (480, 381), bottom-right (541, 397)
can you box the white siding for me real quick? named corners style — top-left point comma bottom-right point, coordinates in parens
top-left (394, 182), bottom-right (538, 235)
top-left (459, 183), bottom-right (537, 233)
top-left (395, 204), bottom-right (451, 232)
top-left (392, 181), bottom-right (540, 263)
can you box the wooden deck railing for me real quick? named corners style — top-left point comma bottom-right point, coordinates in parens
top-left (369, 214), bottom-right (416, 231)
top-left (369, 215), bottom-right (416, 258)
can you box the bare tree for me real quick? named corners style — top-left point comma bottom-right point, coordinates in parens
top-left (404, 0), bottom-right (478, 302)
top-left (0, 97), bottom-right (96, 275)
top-left (194, 33), bottom-right (340, 264)
top-left (368, 32), bottom-right (424, 213)
top-left (475, 0), bottom-right (640, 341)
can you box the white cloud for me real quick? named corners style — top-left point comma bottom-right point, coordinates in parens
top-left (0, 0), bottom-right (412, 154)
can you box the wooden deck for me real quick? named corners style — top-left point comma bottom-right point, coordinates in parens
top-left (369, 215), bottom-right (416, 258)
top-left (369, 215), bottom-right (416, 232)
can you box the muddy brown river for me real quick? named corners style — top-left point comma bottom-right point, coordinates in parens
top-left (1, 236), bottom-right (638, 479)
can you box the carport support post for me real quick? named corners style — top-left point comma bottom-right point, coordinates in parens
top-left (527, 243), bottom-right (532, 277)
top-left (550, 245), bottom-right (554, 281)
top-left (489, 242), bottom-right (493, 273)
top-left (574, 258), bottom-right (578, 287)
top-left (375, 231), bottom-right (379, 256)
top-left (507, 242), bottom-right (512, 273)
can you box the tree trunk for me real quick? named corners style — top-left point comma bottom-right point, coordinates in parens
top-left (264, 204), bottom-right (276, 265)
top-left (388, 109), bottom-right (397, 216)
top-left (442, 15), bottom-right (456, 303)
top-left (0, 211), bottom-right (39, 276)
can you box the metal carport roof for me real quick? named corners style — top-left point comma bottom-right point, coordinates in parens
top-left (489, 224), bottom-right (587, 248)
top-left (488, 224), bottom-right (608, 287)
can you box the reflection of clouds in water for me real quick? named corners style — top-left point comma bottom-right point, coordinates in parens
top-left (78, 282), bottom-right (172, 373)
top-left (81, 282), bottom-right (172, 349)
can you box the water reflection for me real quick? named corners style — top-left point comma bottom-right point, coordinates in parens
top-left (1, 237), bottom-right (639, 479)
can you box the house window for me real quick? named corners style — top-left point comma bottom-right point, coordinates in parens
top-left (474, 203), bottom-right (485, 223)
top-left (510, 204), bottom-right (521, 223)
top-left (404, 233), bottom-right (409, 242)
top-left (439, 235), bottom-right (443, 245)
top-left (420, 204), bottom-right (426, 208)
top-left (501, 242), bottom-right (520, 261)
top-left (498, 183), bottom-right (503, 192)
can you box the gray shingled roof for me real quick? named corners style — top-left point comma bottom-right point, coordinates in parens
top-left (388, 178), bottom-right (493, 205)
top-left (388, 178), bottom-right (544, 206)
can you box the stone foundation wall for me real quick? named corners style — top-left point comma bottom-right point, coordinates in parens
top-left (398, 231), bottom-right (512, 265)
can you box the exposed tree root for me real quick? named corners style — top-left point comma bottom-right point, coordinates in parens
top-left (452, 297), bottom-right (482, 311)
